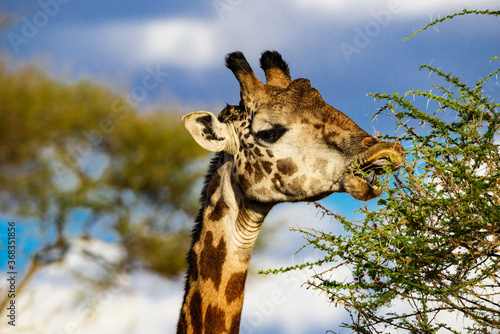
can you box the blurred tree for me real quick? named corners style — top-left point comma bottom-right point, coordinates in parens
top-left (0, 60), bottom-right (208, 278)
top-left (261, 9), bottom-right (500, 334)
top-left (0, 12), bottom-right (14, 29)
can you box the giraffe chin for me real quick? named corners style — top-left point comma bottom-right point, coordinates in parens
top-left (343, 174), bottom-right (383, 201)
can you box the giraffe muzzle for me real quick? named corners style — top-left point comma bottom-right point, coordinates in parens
top-left (357, 142), bottom-right (405, 172)
top-left (343, 141), bottom-right (405, 201)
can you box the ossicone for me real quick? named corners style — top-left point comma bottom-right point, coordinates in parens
top-left (225, 51), bottom-right (264, 96)
top-left (260, 50), bottom-right (292, 88)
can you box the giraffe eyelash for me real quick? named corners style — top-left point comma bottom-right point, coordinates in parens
top-left (256, 127), bottom-right (288, 143)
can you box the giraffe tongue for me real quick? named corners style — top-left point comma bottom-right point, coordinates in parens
top-left (371, 158), bottom-right (389, 167)
top-left (363, 158), bottom-right (390, 175)
top-left (359, 171), bottom-right (378, 185)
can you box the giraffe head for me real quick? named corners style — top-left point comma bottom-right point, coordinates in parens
top-left (183, 51), bottom-right (404, 203)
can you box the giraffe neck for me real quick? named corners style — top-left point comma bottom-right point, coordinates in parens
top-left (177, 153), bottom-right (273, 334)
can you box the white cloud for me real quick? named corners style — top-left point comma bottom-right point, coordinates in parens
top-left (62, 0), bottom-right (497, 71)
top-left (87, 19), bottom-right (220, 69)
top-left (16, 0), bottom-right (496, 78)
top-left (139, 19), bottom-right (218, 68)
top-left (93, 4), bottom-right (295, 70)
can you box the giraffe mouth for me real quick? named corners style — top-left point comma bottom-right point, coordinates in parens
top-left (354, 170), bottom-right (379, 185)
top-left (343, 144), bottom-right (405, 201)
top-left (355, 158), bottom-right (390, 181)
top-left (357, 144), bottom-right (405, 173)
top-left (350, 161), bottom-right (384, 192)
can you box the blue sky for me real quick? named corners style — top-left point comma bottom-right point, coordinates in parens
top-left (1, 0), bottom-right (499, 227)
top-left (2, 0), bottom-right (499, 121)
top-left (1, 1), bottom-right (499, 333)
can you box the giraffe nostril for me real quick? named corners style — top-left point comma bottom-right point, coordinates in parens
top-left (361, 137), bottom-right (377, 148)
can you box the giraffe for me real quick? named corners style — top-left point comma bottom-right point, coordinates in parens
top-left (177, 50), bottom-right (404, 333)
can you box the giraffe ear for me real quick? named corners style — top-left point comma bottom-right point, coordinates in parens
top-left (182, 111), bottom-right (237, 154)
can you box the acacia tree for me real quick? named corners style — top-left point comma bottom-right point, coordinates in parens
top-left (0, 60), bottom-right (208, 281)
top-left (262, 10), bottom-right (500, 333)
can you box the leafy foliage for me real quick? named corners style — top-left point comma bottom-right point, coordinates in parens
top-left (261, 10), bottom-right (500, 333)
top-left (0, 60), bottom-right (208, 277)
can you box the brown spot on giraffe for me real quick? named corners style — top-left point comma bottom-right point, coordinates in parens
top-left (324, 130), bottom-right (339, 142)
top-left (189, 251), bottom-right (198, 281)
top-left (229, 311), bottom-right (242, 334)
top-left (290, 175), bottom-right (308, 197)
top-left (189, 290), bottom-right (203, 334)
top-left (276, 158), bottom-right (298, 176)
top-left (253, 146), bottom-right (264, 157)
top-left (245, 161), bottom-right (253, 175)
top-left (206, 170), bottom-right (221, 198)
top-left (177, 311), bottom-right (187, 334)
top-left (204, 304), bottom-right (226, 334)
top-left (253, 161), bottom-right (265, 183)
top-left (261, 160), bottom-right (273, 174)
top-left (313, 158), bottom-right (328, 173)
top-left (225, 271), bottom-right (248, 304)
top-left (238, 173), bottom-right (251, 191)
top-left (208, 197), bottom-right (229, 221)
top-left (200, 231), bottom-right (227, 290)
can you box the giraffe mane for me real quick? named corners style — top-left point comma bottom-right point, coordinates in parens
top-left (181, 151), bottom-right (224, 301)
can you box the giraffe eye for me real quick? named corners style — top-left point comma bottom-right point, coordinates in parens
top-left (256, 127), bottom-right (288, 143)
